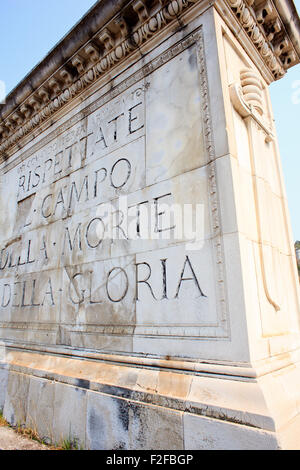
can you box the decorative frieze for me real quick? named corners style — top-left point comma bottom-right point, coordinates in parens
top-left (0, 0), bottom-right (298, 158)
top-left (0, 0), bottom-right (201, 158)
top-left (225, 0), bottom-right (297, 78)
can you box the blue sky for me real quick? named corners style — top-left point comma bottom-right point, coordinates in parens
top-left (0, 0), bottom-right (299, 240)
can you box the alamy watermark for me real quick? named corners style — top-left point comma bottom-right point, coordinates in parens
top-left (94, 195), bottom-right (205, 251)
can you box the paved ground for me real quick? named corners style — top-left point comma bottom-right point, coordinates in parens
top-left (0, 426), bottom-right (49, 450)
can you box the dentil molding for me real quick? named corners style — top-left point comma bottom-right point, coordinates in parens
top-left (0, 0), bottom-right (299, 159)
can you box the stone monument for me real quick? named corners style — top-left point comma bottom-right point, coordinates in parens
top-left (0, 0), bottom-right (300, 450)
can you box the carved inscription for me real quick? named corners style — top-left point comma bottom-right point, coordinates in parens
top-left (0, 42), bottom-right (225, 351)
top-left (0, 255), bottom-right (205, 308)
top-left (17, 87), bottom-right (145, 202)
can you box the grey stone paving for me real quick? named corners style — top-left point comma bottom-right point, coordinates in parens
top-left (0, 426), bottom-right (48, 450)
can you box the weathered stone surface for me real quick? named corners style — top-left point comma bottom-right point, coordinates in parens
top-left (26, 377), bottom-right (55, 444)
top-left (0, 366), bottom-right (8, 409)
top-left (52, 382), bottom-right (87, 447)
top-left (0, 426), bottom-right (48, 450)
top-left (183, 413), bottom-right (279, 450)
top-left (86, 392), bottom-right (130, 450)
top-left (3, 372), bottom-right (30, 427)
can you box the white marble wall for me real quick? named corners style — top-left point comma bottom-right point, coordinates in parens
top-left (1, 3), bottom-right (300, 450)
top-left (0, 32), bottom-right (231, 360)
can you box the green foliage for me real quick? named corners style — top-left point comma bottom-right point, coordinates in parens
top-left (60, 438), bottom-right (80, 450)
top-left (0, 409), bottom-right (8, 427)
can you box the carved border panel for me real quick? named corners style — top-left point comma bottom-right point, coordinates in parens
top-left (0, 27), bottom-right (230, 363)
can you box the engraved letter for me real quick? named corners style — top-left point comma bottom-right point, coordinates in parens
top-left (62, 223), bottom-right (82, 254)
top-left (94, 168), bottom-right (107, 198)
top-left (41, 194), bottom-right (53, 219)
top-left (68, 175), bottom-right (89, 209)
top-left (106, 267), bottom-right (129, 302)
top-left (1, 284), bottom-right (11, 308)
top-left (110, 158), bottom-right (131, 189)
top-left (175, 256), bottom-right (206, 298)
top-left (135, 262), bottom-right (156, 300)
top-left (108, 113), bottom-right (124, 142)
top-left (69, 272), bottom-right (85, 305)
top-left (85, 217), bottom-right (105, 248)
top-left (96, 127), bottom-right (108, 149)
top-left (128, 102), bottom-right (144, 134)
top-left (41, 278), bottom-right (55, 306)
top-left (0, 249), bottom-right (9, 270)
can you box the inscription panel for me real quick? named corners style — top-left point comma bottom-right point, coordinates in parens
top-left (16, 84), bottom-right (145, 204)
top-left (0, 33), bottom-right (229, 358)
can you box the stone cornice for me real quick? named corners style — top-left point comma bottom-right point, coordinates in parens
top-left (222, 0), bottom-right (300, 79)
top-left (0, 0), bottom-right (201, 159)
top-left (0, 0), bottom-right (299, 159)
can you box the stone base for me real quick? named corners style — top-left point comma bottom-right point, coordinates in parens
top-left (1, 348), bottom-right (300, 450)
